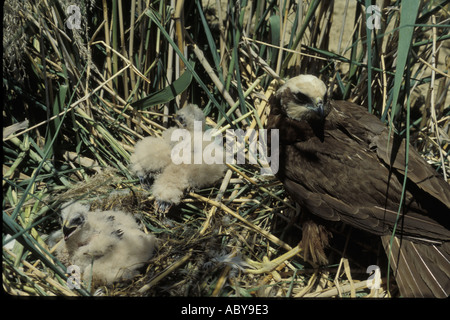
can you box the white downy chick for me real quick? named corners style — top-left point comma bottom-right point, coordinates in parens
top-left (54, 201), bottom-right (156, 286)
top-left (130, 104), bottom-right (226, 214)
top-left (129, 130), bottom-right (174, 188)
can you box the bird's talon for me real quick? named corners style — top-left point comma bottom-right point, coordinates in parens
top-left (155, 200), bottom-right (173, 217)
top-left (138, 175), bottom-right (153, 191)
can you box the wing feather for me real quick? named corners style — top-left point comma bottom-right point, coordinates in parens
top-left (269, 99), bottom-right (450, 241)
top-left (268, 81), bottom-right (450, 297)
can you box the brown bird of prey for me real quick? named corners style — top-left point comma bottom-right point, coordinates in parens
top-left (262, 74), bottom-right (450, 298)
top-left (130, 104), bottom-right (226, 214)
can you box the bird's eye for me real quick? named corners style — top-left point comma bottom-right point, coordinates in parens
top-left (175, 115), bottom-right (186, 127)
top-left (295, 92), bottom-right (311, 104)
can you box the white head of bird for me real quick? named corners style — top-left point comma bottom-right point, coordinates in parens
top-left (276, 74), bottom-right (330, 122)
top-left (173, 104), bottom-right (206, 131)
top-left (60, 202), bottom-right (90, 241)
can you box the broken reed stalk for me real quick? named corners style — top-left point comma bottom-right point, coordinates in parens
top-left (189, 192), bottom-right (293, 252)
top-left (138, 248), bottom-right (193, 294)
top-left (429, 15), bottom-right (447, 181)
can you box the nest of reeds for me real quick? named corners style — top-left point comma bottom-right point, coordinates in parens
top-left (3, 0), bottom-right (449, 297)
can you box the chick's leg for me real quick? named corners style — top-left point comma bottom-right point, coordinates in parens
top-left (151, 163), bottom-right (189, 216)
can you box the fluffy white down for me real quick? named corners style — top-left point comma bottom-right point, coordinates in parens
top-left (130, 104), bottom-right (226, 207)
top-left (54, 202), bottom-right (156, 285)
top-left (130, 135), bottom-right (173, 177)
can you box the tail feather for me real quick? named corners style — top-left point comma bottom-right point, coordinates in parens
top-left (381, 235), bottom-right (450, 298)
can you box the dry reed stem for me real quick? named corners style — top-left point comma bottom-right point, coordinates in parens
top-left (294, 269), bottom-right (319, 297)
top-left (188, 192), bottom-right (293, 252)
top-left (428, 15), bottom-right (447, 181)
top-left (138, 248), bottom-right (193, 294)
top-left (4, 248), bottom-right (77, 296)
top-left (199, 169), bottom-right (233, 236)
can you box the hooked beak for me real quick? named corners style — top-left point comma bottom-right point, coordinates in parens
top-left (62, 216), bottom-right (84, 241)
top-left (315, 101), bottom-right (324, 120)
top-left (63, 224), bottom-right (77, 241)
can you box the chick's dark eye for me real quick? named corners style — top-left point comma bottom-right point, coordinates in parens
top-left (175, 115), bottom-right (186, 125)
top-left (71, 216), bottom-right (85, 226)
top-left (295, 92), bottom-right (311, 104)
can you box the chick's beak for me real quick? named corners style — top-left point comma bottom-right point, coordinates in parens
top-left (63, 226), bottom-right (73, 241)
top-left (62, 221), bottom-right (77, 241)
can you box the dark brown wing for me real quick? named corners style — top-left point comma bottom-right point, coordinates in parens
top-left (268, 96), bottom-right (450, 297)
top-left (268, 99), bottom-right (450, 241)
top-left (335, 100), bottom-right (450, 207)
top-left (382, 235), bottom-right (450, 298)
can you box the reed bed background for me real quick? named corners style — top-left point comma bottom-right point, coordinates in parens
top-left (3, 0), bottom-right (449, 297)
